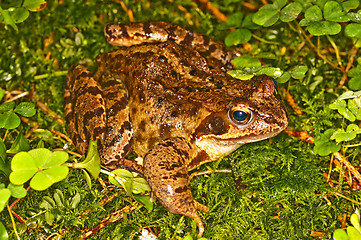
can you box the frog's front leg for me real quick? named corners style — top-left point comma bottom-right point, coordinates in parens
top-left (143, 137), bottom-right (210, 237)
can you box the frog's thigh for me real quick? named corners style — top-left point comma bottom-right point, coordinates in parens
top-left (143, 137), bottom-right (208, 237)
top-left (98, 74), bottom-right (133, 167)
top-left (64, 65), bottom-right (106, 155)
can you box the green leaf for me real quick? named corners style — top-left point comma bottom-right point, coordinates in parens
top-left (10, 149), bottom-right (69, 190)
top-left (256, 67), bottom-right (283, 78)
top-left (273, 0), bottom-right (287, 9)
top-left (134, 194), bottom-right (153, 211)
top-left (72, 140), bottom-right (100, 179)
top-left (330, 124), bottom-right (361, 143)
top-left (242, 14), bottom-right (260, 29)
top-left (23, 0), bottom-right (47, 12)
top-left (0, 89), bottom-right (5, 102)
top-left (345, 23), bottom-right (361, 39)
top-left (10, 152), bottom-right (38, 185)
top-left (350, 213), bottom-right (361, 233)
top-left (0, 221), bottom-right (9, 240)
top-left (333, 229), bottom-right (349, 240)
top-left (338, 90), bottom-right (361, 100)
top-left (70, 192), bottom-right (81, 209)
top-left (291, 66), bottom-right (308, 79)
top-left (14, 102), bottom-right (36, 117)
top-left (109, 169), bottom-right (134, 196)
top-left (0, 112), bottom-right (20, 129)
top-left (0, 7), bottom-right (18, 31)
top-left (342, 0), bottom-right (360, 12)
top-left (280, 2), bottom-right (303, 22)
top-left (132, 176), bottom-right (151, 194)
top-left (252, 9), bottom-right (279, 27)
top-left (0, 138), bottom-right (9, 177)
top-left (7, 133), bottom-right (30, 154)
top-left (227, 70), bottom-right (254, 80)
top-left (348, 99), bottom-right (361, 120)
top-left (232, 56), bottom-right (261, 69)
top-left (308, 21), bottom-right (341, 36)
top-left (313, 129), bottom-right (341, 156)
top-left (217, 12), bottom-right (243, 30)
top-left (277, 72), bottom-right (291, 83)
top-left (0, 102), bottom-right (15, 113)
top-left (324, 1), bottom-right (350, 22)
top-left (347, 226), bottom-right (361, 240)
top-left (348, 10), bottom-right (361, 23)
top-left (299, 5), bottom-right (322, 26)
top-left (225, 28), bottom-right (252, 46)
top-left (30, 166), bottom-right (69, 191)
top-left (7, 183), bottom-right (27, 198)
top-left (329, 99), bottom-right (356, 121)
top-left (7, 7), bottom-right (29, 23)
top-left (0, 189), bottom-right (11, 212)
top-left (53, 189), bottom-right (64, 207)
top-left (348, 65), bottom-right (361, 77)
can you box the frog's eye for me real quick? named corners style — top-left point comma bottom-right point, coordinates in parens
top-left (228, 107), bottom-right (253, 126)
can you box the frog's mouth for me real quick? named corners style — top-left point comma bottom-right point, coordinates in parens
top-left (195, 124), bottom-right (287, 160)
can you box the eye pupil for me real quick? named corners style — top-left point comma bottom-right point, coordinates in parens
top-left (233, 110), bottom-right (248, 122)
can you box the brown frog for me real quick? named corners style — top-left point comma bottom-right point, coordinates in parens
top-left (64, 21), bottom-right (288, 237)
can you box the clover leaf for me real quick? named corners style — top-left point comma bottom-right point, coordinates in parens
top-left (9, 148), bottom-right (69, 191)
top-left (0, 188), bottom-right (11, 212)
top-left (331, 124), bottom-right (361, 143)
top-left (0, 101), bottom-right (36, 129)
top-left (313, 129), bottom-right (341, 156)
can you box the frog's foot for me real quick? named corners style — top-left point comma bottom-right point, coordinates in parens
top-left (143, 137), bottom-right (209, 237)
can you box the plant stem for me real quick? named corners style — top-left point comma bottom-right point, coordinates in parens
top-left (7, 205), bottom-right (20, 240)
top-left (291, 21), bottom-right (344, 72)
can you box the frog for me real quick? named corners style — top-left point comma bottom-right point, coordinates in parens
top-left (64, 21), bottom-right (288, 237)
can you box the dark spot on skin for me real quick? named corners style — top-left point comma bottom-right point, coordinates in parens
top-left (208, 116), bottom-right (226, 135)
top-left (185, 86), bottom-right (193, 92)
top-left (139, 120), bottom-right (146, 132)
top-left (105, 121), bottom-right (132, 147)
top-left (107, 96), bottom-right (128, 118)
top-left (120, 24), bottom-right (129, 38)
top-left (226, 62), bottom-right (233, 69)
top-left (189, 69), bottom-right (197, 76)
top-left (208, 44), bottom-right (217, 53)
top-left (76, 86), bottom-right (102, 98)
top-left (158, 55), bottom-right (167, 62)
top-left (143, 22), bottom-right (152, 37)
top-left (84, 107), bottom-right (104, 119)
top-left (214, 80), bottom-right (223, 89)
top-left (64, 111), bottom-right (73, 124)
top-left (209, 66), bottom-right (214, 70)
top-left (171, 111), bottom-right (177, 117)
top-left (93, 126), bottom-right (106, 137)
top-left (180, 31), bottom-right (194, 46)
top-left (203, 37), bottom-right (210, 46)
top-left (122, 137), bottom-right (134, 155)
top-left (105, 25), bottom-right (116, 40)
top-left (208, 76), bottom-right (214, 82)
top-left (171, 70), bottom-right (180, 81)
top-left (175, 185), bottom-right (188, 193)
top-left (156, 98), bottom-right (164, 107)
top-left (188, 150), bottom-right (210, 169)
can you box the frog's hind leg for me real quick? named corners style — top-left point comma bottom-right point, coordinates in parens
top-left (64, 65), bottom-right (107, 155)
top-left (143, 137), bottom-right (210, 237)
top-left (96, 72), bottom-right (136, 171)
